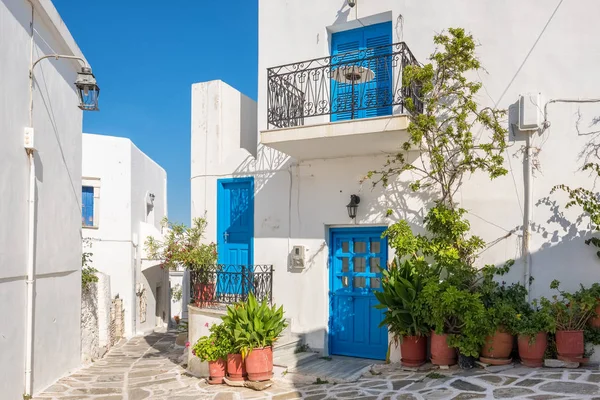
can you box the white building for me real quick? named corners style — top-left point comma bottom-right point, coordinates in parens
top-left (191, 0), bottom-right (600, 362)
top-left (0, 0), bottom-right (93, 397)
top-left (82, 133), bottom-right (170, 338)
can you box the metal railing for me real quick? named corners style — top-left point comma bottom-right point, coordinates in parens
top-left (189, 264), bottom-right (273, 307)
top-left (266, 41), bottom-right (422, 129)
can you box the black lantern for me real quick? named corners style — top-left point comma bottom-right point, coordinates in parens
top-left (347, 0), bottom-right (356, 7)
top-left (75, 66), bottom-right (100, 111)
top-left (346, 194), bottom-right (360, 219)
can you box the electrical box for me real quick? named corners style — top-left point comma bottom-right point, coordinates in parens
top-left (518, 93), bottom-right (542, 131)
top-left (291, 245), bottom-right (306, 269)
top-left (24, 127), bottom-right (35, 150)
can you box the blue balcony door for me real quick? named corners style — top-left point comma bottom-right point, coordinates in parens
top-left (216, 178), bottom-right (254, 298)
top-left (331, 22), bottom-right (393, 122)
top-left (329, 227), bottom-right (388, 360)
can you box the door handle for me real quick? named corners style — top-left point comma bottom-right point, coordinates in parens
top-left (224, 231), bottom-right (229, 242)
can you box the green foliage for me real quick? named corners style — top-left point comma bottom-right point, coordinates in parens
top-left (545, 280), bottom-right (596, 331)
top-left (145, 215), bottom-right (217, 275)
top-left (192, 323), bottom-right (233, 362)
top-left (479, 269), bottom-right (529, 335)
top-left (81, 238), bottom-right (98, 290)
top-left (221, 293), bottom-right (287, 358)
top-left (374, 257), bottom-right (437, 339)
top-left (513, 299), bottom-right (556, 341)
top-left (171, 284), bottom-right (183, 302)
top-left (368, 28), bottom-right (508, 206)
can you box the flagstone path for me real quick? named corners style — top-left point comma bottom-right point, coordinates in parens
top-left (33, 331), bottom-right (600, 399)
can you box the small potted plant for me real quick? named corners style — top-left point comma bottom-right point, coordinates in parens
top-left (584, 283), bottom-right (600, 328)
top-left (548, 280), bottom-right (596, 362)
top-left (374, 258), bottom-right (430, 367)
top-left (192, 323), bottom-right (233, 384)
top-left (222, 293), bottom-right (287, 381)
top-left (515, 299), bottom-right (555, 367)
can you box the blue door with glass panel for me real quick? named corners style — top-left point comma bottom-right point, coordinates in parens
top-left (331, 22), bottom-right (393, 122)
top-left (329, 227), bottom-right (388, 359)
top-left (216, 178), bottom-right (254, 298)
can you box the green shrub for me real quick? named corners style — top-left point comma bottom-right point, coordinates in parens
top-left (192, 323), bottom-right (233, 362)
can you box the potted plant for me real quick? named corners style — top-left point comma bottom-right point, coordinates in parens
top-left (192, 323), bottom-right (233, 384)
top-left (515, 299), bottom-right (555, 367)
top-left (221, 293), bottom-right (287, 381)
top-left (145, 216), bottom-right (218, 307)
top-left (548, 280), bottom-right (596, 362)
top-left (583, 283), bottom-right (600, 328)
top-left (374, 258), bottom-right (433, 367)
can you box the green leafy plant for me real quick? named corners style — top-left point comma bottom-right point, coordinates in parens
top-left (81, 238), bottom-right (98, 290)
top-left (513, 299), bottom-right (556, 342)
top-left (546, 280), bottom-right (596, 331)
top-left (192, 323), bottom-right (233, 362)
top-left (171, 284), bottom-right (183, 301)
top-left (145, 215), bottom-right (217, 277)
top-left (374, 257), bottom-right (437, 340)
top-left (221, 293), bottom-right (287, 358)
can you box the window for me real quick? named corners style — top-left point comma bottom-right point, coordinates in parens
top-left (82, 178), bottom-right (100, 228)
top-left (330, 21), bottom-right (393, 122)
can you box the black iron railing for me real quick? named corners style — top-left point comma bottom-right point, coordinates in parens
top-left (267, 42), bottom-right (422, 129)
top-left (189, 264), bottom-right (273, 306)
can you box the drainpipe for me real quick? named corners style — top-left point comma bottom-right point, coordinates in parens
top-left (523, 133), bottom-right (532, 302)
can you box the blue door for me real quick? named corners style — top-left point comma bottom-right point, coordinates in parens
top-left (329, 227), bottom-right (388, 359)
top-left (216, 178), bottom-right (254, 299)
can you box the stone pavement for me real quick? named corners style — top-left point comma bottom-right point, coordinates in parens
top-left (34, 331), bottom-right (600, 399)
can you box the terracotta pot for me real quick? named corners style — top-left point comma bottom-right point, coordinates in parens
top-left (227, 353), bottom-right (247, 381)
top-left (194, 282), bottom-right (215, 307)
top-left (590, 303), bottom-right (600, 328)
top-left (207, 358), bottom-right (226, 384)
top-left (430, 332), bottom-right (457, 366)
top-left (245, 347), bottom-right (273, 381)
top-left (518, 332), bottom-right (547, 368)
top-left (480, 329), bottom-right (513, 365)
top-left (400, 336), bottom-right (427, 368)
top-left (556, 330), bottom-right (584, 361)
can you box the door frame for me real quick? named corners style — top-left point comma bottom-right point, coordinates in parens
top-left (327, 225), bottom-right (388, 359)
top-left (216, 177), bottom-right (255, 266)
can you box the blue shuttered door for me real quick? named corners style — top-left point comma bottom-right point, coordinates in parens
top-left (82, 186), bottom-right (94, 226)
top-left (216, 178), bottom-right (254, 298)
top-left (329, 227), bottom-right (388, 360)
top-left (330, 22), bottom-right (393, 122)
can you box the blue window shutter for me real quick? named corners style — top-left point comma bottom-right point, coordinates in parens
top-left (364, 22), bottom-right (393, 118)
top-left (82, 186), bottom-right (94, 226)
top-left (331, 28), bottom-right (362, 122)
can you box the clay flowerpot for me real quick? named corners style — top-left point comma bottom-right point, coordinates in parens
top-left (590, 302), bottom-right (600, 328)
top-left (518, 332), bottom-right (547, 368)
top-left (430, 332), bottom-right (457, 366)
top-left (227, 353), bottom-right (247, 381)
top-left (245, 347), bottom-right (273, 381)
top-left (194, 282), bottom-right (215, 308)
top-left (556, 330), bottom-right (584, 361)
top-left (480, 329), bottom-right (513, 365)
top-left (400, 336), bottom-right (427, 368)
top-left (207, 358), bottom-right (227, 384)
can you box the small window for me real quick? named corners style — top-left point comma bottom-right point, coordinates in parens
top-left (82, 186), bottom-right (95, 227)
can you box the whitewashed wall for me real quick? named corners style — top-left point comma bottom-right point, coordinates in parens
top-left (82, 134), bottom-right (169, 337)
top-left (192, 0), bottom-right (600, 361)
top-left (0, 0), bottom-right (86, 396)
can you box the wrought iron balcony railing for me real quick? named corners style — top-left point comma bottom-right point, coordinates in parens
top-left (189, 264), bottom-right (273, 307)
top-left (266, 42), bottom-right (422, 129)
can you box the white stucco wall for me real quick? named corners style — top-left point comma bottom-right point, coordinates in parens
top-left (0, 0), bottom-right (86, 396)
top-left (192, 1), bottom-right (600, 361)
top-left (82, 134), bottom-right (169, 337)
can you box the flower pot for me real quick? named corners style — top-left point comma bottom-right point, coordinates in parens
top-left (207, 358), bottom-right (226, 384)
top-left (590, 303), bottom-right (600, 328)
top-left (458, 353), bottom-right (476, 369)
top-left (227, 353), bottom-right (247, 381)
top-left (194, 282), bottom-right (215, 308)
top-left (430, 332), bottom-right (457, 366)
top-left (518, 332), bottom-right (547, 368)
top-left (400, 336), bottom-right (427, 368)
top-left (556, 330), bottom-right (584, 361)
top-left (480, 329), bottom-right (513, 365)
top-left (245, 347), bottom-right (273, 381)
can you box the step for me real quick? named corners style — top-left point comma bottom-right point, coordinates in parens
top-left (273, 351), bottom-right (320, 369)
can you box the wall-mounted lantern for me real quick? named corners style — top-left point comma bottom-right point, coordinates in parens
top-left (346, 194), bottom-right (360, 219)
top-left (347, 0), bottom-right (356, 8)
top-left (75, 66), bottom-right (100, 111)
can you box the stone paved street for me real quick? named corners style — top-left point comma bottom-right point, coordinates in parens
top-left (34, 331), bottom-right (600, 399)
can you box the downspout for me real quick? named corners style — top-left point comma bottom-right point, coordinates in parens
top-left (523, 133), bottom-right (532, 302)
top-left (25, 1), bottom-right (36, 396)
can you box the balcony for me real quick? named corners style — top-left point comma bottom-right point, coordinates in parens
top-left (262, 42), bottom-right (422, 160)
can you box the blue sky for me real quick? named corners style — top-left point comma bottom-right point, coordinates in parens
top-left (53, 0), bottom-right (258, 224)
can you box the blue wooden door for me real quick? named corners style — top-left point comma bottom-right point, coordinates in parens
top-left (216, 178), bottom-right (254, 299)
top-left (329, 227), bottom-right (388, 359)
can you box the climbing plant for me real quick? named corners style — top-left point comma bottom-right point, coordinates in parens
top-left (81, 237), bottom-right (98, 290)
